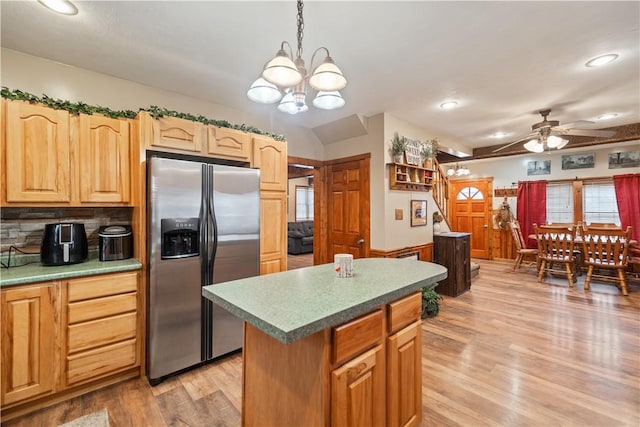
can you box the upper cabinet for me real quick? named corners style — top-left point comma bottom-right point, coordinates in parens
top-left (140, 111), bottom-right (203, 154)
top-left (78, 114), bottom-right (130, 203)
top-left (252, 135), bottom-right (287, 192)
top-left (206, 126), bottom-right (252, 163)
top-left (1, 100), bottom-right (132, 207)
top-left (4, 100), bottom-right (71, 203)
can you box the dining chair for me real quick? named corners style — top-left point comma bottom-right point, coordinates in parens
top-left (534, 223), bottom-right (578, 287)
top-left (509, 220), bottom-right (538, 271)
top-left (581, 226), bottom-right (633, 296)
top-left (585, 222), bottom-right (622, 230)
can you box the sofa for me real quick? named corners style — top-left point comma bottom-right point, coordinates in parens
top-left (287, 221), bottom-right (314, 255)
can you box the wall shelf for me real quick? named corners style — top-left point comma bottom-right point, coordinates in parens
top-left (388, 163), bottom-right (434, 192)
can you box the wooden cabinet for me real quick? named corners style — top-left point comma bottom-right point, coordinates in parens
top-left (387, 321), bottom-right (422, 427)
top-left (259, 191), bottom-right (287, 274)
top-left (252, 135), bottom-right (287, 192)
top-left (331, 344), bottom-right (386, 427)
top-left (4, 101), bottom-right (71, 203)
top-left (141, 111), bottom-right (204, 154)
top-left (1, 282), bottom-right (60, 406)
top-left (434, 232), bottom-right (471, 296)
top-left (78, 114), bottom-right (130, 203)
top-left (388, 163), bottom-right (433, 192)
top-left (64, 272), bottom-right (139, 387)
top-left (206, 126), bottom-right (252, 162)
top-left (1, 100), bottom-right (132, 206)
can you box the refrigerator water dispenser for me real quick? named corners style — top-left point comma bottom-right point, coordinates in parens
top-left (160, 218), bottom-right (199, 259)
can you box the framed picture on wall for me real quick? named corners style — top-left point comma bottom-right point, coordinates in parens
top-left (527, 160), bottom-right (551, 176)
top-left (562, 153), bottom-right (595, 170)
top-left (411, 200), bottom-right (427, 227)
top-left (608, 151), bottom-right (640, 168)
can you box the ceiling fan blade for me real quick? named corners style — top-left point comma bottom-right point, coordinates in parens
top-left (556, 128), bottom-right (616, 138)
top-left (492, 134), bottom-right (536, 152)
top-left (553, 120), bottom-right (594, 129)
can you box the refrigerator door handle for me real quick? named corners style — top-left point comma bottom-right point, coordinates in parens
top-left (200, 164), bottom-right (208, 281)
top-left (208, 166), bottom-right (218, 276)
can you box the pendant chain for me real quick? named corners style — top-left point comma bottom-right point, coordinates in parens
top-left (296, 0), bottom-right (304, 60)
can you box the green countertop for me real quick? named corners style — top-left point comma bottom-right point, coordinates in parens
top-left (202, 258), bottom-right (447, 344)
top-left (0, 256), bottom-right (142, 287)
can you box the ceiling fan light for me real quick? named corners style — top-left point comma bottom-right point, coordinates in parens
top-left (247, 78), bottom-right (282, 104)
top-left (546, 135), bottom-right (564, 148)
top-left (312, 91), bottom-right (345, 110)
top-left (309, 57), bottom-right (347, 91)
top-left (555, 138), bottom-right (569, 149)
top-left (262, 50), bottom-right (303, 87)
top-left (524, 139), bottom-right (544, 153)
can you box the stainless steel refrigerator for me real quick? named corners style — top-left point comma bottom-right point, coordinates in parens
top-left (147, 154), bottom-right (260, 384)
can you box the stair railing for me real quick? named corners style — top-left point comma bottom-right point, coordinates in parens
top-left (432, 158), bottom-right (451, 229)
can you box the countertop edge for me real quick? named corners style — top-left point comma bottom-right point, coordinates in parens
top-left (0, 259), bottom-right (143, 287)
top-left (203, 269), bottom-right (446, 344)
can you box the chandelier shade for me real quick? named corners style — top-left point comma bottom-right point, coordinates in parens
top-left (248, 0), bottom-right (347, 114)
top-left (446, 164), bottom-right (470, 177)
top-left (247, 78), bottom-right (282, 104)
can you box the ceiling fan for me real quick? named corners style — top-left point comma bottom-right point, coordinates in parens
top-left (493, 109), bottom-right (616, 153)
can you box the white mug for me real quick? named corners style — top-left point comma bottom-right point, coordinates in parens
top-left (334, 254), bottom-right (354, 278)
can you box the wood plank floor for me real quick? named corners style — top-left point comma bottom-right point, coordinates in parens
top-left (4, 259), bottom-right (639, 426)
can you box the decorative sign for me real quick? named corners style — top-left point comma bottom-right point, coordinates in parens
top-left (404, 138), bottom-right (421, 166)
top-left (494, 188), bottom-right (517, 197)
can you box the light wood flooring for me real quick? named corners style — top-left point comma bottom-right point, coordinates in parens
top-left (4, 259), bottom-right (639, 426)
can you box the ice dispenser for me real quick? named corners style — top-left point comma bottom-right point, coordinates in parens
top-left (160, 218), bottom-right (199, 259)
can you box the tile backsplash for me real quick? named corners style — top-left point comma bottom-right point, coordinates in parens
top-left (1, 207), bottom-right (133, 253)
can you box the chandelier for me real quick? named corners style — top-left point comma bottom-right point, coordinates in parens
top-left (446, 164), bottom-right (471, 177)
top-left (247, 0), bottom-right (347, 114)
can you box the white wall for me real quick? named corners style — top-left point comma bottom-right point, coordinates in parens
top-left (449, 141), bottom-right (640, 213)
top-left (0, 48), bottom-right (324, 159)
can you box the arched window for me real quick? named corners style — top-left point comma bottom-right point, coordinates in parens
top-left (456, 186), bottom-right (484, 200)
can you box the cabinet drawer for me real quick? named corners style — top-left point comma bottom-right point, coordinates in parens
top-left (387, 292), bottom-right (422, 334)
top-left (68, 272), bottom-right (137, 302)
top-left (66, 339), bottom-right (136, 385)
top-left (68, 312), bottom-right (136, 354)
top-left (332, 309), bottom-right (383, 366)
top-left (68, 292), bottom-right (136, 324)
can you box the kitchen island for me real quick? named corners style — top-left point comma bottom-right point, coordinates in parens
top-left (202, 257), bottom-right (447, 427)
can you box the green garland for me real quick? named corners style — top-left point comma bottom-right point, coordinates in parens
top-left (1, 87), bottom-right (285, 141)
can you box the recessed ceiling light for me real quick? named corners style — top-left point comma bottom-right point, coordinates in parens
top-left (440, 101), bottom-right (458, 110)
top-left (38, 0), bottom-right (78, 15)
top-left (585, 54), bottom-right (618, 67)
top-left (597, 113), bottom-right (618, 120)
top-left (491, 132), bottom-right (509, 139)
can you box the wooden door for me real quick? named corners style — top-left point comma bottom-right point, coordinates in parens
top-left (331, 344), bottom-right (386, 427)
top-left (259, 191), bottom-right (287, 274)
top-left (325, 157), bottom-right (370, 261)
top-left (387, 320), bottom-right (422, 427)
top-left (449, 178), bottom-right (493, 259)
top-left (1, 283), bottom-right (59, 406)
top-left (4, 101), bottom-right (71, 203)
top-left (252, 136), bottom-right (287, 192)
top-left (78, 114), bottom-right (130, 203)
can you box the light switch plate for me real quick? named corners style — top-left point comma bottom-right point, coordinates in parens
top-left (395, 209), bottom-right (403, 220)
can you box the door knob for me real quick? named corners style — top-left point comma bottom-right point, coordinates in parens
top-left (356, 238), bottom-right (365, 245)
top-left (483, 224), bottom-right (488, 228)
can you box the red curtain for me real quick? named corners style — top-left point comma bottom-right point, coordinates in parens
top-left (517, 180), bottom-right (547, 248)
top-left (614, 173), bottom-right (640, 242)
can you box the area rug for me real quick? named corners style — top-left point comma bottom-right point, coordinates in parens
top-left (59, 408), bottom-right (109, 427)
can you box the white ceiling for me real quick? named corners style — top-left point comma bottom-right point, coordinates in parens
top-left (1, 1), bottom-right (639, 153)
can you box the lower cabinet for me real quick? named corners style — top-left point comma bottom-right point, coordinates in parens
top-left (1, 282), bottom-right (59, 406)
top-left (387, 321), bottom-right (422, 427)
top-left (0, 271), bottom-right (141, 421)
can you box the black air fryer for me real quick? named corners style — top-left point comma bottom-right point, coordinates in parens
top-left (41, 223), bottom-right (88, 266)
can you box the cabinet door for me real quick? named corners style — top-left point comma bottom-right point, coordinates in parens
top-left (4, 101), bottom-right (70, 203)
top-left (260, 191), bottom-right (287, 274)
top-left (142, 112), bottom-right (203, 153)
top-left (206, 126), bottom-right (252, 162)
top-left (331, 344), bottom-right (386, 427)
top-left (387, 320), bottom-right (422, 427)
top-left (1, 283), bottom-right (59, 406)
top-left (252, 135), bottom-right (287, 191)
top-left (78, 114), bottom-right (131, 203)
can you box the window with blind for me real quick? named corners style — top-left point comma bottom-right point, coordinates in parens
top-left (546, 182), bottom-right (574, 224)
top-left (295, 186), bottom-right (314, 221)
top-left (583, 181), bottom-right (620, 225)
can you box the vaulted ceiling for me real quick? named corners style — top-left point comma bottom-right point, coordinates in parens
top-left (1, 1), bottom-right (639, 160)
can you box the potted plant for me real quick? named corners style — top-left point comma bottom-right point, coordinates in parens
top-left (420, 138), bottom-right (439, 169)
top-left (432, 211), bottom-right (444, 234)
top-left (421, 287), bottom-right (443, 318)
top-left (389, 133), bottom-right (407, 163)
